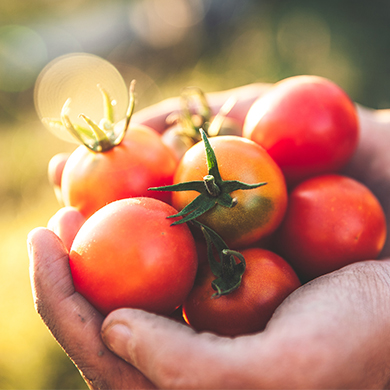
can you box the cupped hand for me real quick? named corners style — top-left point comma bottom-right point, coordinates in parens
top-left (100, 258), bottom-right (390, 389)
top-left (28, 227), bottom-right (156, 389)
top-left (29, 222), bottom-right (390, 389)
top-left (29, 85), bottom-right (390, 389)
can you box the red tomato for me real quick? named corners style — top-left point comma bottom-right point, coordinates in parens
top-left (182, 247), bottom-right (301, 336)
top-left (274, 174), bottom-right (387, 282)
top-left (69, 197), bottom-right (198, 316)
top-left (171, 136), bottom-right (288, 248)
top-left (61, 125), bottom-right (178, 218)
top-left (243, 76), bottom-right (359, 186)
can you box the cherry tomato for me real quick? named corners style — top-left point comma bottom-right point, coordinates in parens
top-left (182, 247), bottom-right (301, 336)
top-left (243, 76), bottom-right (359, 186)
top-left (69, 197), bottom-right (198, 316)
top-left (274, 174), bottom-right (387, 282)
top-left (61, 125), bottom-right (178, 218)
top-left (171, 136), bottom-right (288, 248)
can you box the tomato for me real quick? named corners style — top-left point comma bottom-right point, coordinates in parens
top-left (243, 75), bottom-right (359, 186)
top-left (182, 247), bottom-right (301, 336)
top-left (274, 174), bottom-right (387, 282)
top-left (61, 125), bottom-right (178, 218)
top-left (171, 135), bottom-right (288, 248)
top-left (69, 197), bottom-right (198, 316)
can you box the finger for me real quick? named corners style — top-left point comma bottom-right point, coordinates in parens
top-left (28, 227), bottom-right (155, 390)
top-left (47, 206), bottom-right (86, 252)
top-left (264, 260), bottom-right (390, 389)
top-left (101, 308), bottom-right (270, 389)
top-left (101, 261), bottom-right (390, 389)
top-left (48, 152), bottom-right (70, 205)
top-left (48, 152), bottom-right (70, 187)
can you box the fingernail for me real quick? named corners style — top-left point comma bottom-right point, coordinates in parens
top-left (103, 323), bottom-right (134, 362)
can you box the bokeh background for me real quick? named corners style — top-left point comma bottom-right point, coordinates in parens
top-left (1, 0), bottom-right (390, 388)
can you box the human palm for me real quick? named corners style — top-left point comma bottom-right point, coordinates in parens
top-left (28, 86), bottom-right (390, 389)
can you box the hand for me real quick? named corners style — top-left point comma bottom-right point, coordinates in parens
top-left (29, 86), bottom-right (390, 389)
top-left (28, 225), bottom-right (390, 389)
top-left (28, 226), bottom-right (156, 390)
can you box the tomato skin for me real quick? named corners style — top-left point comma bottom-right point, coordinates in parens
top-left (243, 76), bottom-right (359, 186)
top-left (69, 197), bottom-right (198, 316)
top-left (274, 174), bottom-right (387, 282)
top-left (172, 136), bottom-right (288, 248)
top-left (182, 247), bottom-right (301, 336)
top-left (61, 125), bottom-right (178, 218)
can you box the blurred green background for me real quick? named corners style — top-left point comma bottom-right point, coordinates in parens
top-left (1, 0), bottom-right (390, 388)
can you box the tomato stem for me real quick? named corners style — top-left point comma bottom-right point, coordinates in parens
top-left (46, 80), bottom-right (137, 153)
top-left (207, 95), bottom-right (237, 137)
top-left (149, 129), bottom-right (267, 224)
top-left (192, 221), bottom-right (246, 297)
top-left (203, 175), bottom-right (220, 197)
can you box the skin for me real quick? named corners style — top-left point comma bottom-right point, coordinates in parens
top-left (28, 86), bottom-right (390, 389)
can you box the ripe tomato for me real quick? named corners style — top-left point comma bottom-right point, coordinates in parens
top-left (182, 247), bottom-right (301, 336)
top-left (69, 197), bottom-right (198, 316)
top-left (243, 75), bottom-right (359, 186)
top-left (61, 125), bottom-right (178, 218)
top-left (274, 174), bottom-right (387, 282)
top-left (171, 135), bottom-right (288, 248)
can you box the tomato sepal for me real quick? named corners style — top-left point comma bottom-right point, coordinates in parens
top-left (193, 220), bottom-right (246, 298)
top-left (150, 129), bottom-right (267, 225)
top-left (44, 80), bottom-right (136, 152)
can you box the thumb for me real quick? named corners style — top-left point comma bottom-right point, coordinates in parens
top-left (101, 308), bottom-right (249, 389)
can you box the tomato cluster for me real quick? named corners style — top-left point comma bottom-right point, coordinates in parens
top-left (45, 74), bottom-right (386, 337)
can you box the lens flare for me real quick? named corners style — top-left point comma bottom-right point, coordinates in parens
top-left (34, 53), bottom-right (128, 143)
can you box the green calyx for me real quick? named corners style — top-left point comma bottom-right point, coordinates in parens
top-left (43, 80), bottom-right (136, 152)
top-left (168, 86), bottom-right (238, 143)
top-left (193, 220), bottom-right (246, 297)
top-left (149, 129), bottom-right (267, 225)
